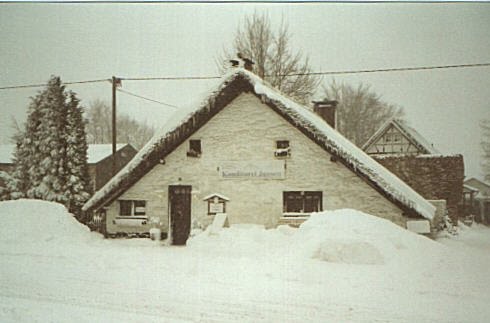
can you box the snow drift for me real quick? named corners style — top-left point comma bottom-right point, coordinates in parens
top-left (0, 199), bottom-right (94, 244)
top-left (2, 200), bottom-right (490, 323)
top-left (188, 209), bottom-right (440, 265)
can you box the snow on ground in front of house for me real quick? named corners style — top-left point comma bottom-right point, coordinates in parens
top-left (1, 200), bottom-right (490, 322)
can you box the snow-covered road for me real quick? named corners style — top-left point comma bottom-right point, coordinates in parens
top-left (1, 200), bottom-right (489, 322)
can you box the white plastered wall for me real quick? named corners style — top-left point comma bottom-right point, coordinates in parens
top-left (105, 93), bottom-right (406, 234)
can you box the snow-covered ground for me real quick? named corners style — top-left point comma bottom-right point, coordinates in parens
top-left (1, 199), bottom-right (489, 322)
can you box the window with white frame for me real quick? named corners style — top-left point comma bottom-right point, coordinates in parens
top-left (275, 140), bottom-right (290, 158)
top-left (283, 191), bottom-right (322, 215)
top-left (119, 200), bottom-right (147, 217)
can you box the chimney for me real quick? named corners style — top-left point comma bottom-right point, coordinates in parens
top-left (312, 100), bottom-right (338, 129)
top-left (236, 53), bottom-right (255, 72)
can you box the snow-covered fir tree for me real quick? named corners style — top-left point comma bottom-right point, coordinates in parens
top-left (12, 76), bottom-right (91, 218)
top-left (64, 91), bottom-right (91, 216)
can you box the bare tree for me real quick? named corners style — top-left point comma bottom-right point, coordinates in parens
top-left (323, 81), bottom-right (405, 147)
top-left (221, 12), bottom-right (320, 105)
top-left (85, 100), bottom-right (154, 150)
top-left (481, 119), bottom-right (490, 181)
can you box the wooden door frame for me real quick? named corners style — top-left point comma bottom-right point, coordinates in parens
top-left (168, 185), bottom-right (192, 245)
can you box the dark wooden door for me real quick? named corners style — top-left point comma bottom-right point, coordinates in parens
top-left (169, 185), bottom-right (192, 245)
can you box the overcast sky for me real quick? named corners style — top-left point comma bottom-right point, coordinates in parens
top-left (1, 3), bottom-right (489, 179)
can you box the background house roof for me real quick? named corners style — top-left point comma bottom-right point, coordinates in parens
top-left (83, 68), bottom-right (435, 220)
top-left (0, 145), bottom-right (15, 164)
top-left (0, 144), bottom-right (129, 165)
top-left (464, 178), bottom-right (490, 199)
top-left (87, 144), bottom-right (127, 164)
top-left (362, 118), bottom-right (440, 155)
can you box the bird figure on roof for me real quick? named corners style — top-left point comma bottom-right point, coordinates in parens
top-left (236, 53), bottom-right (255, 71)
top-left (229, 59), bottom-right (240, 67)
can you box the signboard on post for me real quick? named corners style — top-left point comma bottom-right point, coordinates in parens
top-left (219, 161), bottom-right (285, 180)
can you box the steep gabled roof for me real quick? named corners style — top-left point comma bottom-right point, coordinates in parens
top-left (83, 69), bottom-right (435, 220)
top-left (362, 118), bottom-right (440, 155)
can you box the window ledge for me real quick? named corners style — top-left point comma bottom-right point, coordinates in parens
top-left (114, 217), bottom-right (149, 227)
top-left (282, 212), bottom-right (311, 218)
top-left (116, 216), bottom-right (148, 220)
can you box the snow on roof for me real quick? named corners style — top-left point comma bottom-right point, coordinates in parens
top-left (0, 145), bottom-right (15, 164)
top-left (465, 178), bottom-right (490, 199)
top-left (83, 69), bottom-right (435, 220)
top-left (362, 118), bottom-right (440, 155)
top-left (0, 143), bottom-right (128, 165)
top-left (203, 193), bottom-right (230, 201)
top-left (87, 144), bottom-right (127, 163)
top-left (463, 184), bottom-right (479, 193)
top-left (397, 120), bottom-right (440, 154)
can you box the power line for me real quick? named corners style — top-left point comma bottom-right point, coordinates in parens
top-left (288, 62), bottom-right (490, 76)
top-left (1, 62), bottom-right (489, 90)
top-left (121, 62), bottom-right (490, 80)
top-left (116, 88), bottom-right (179, 109)
top-left (0, 78), bottom-right (110, 90)
top-left (121, 75), bottom-right (221, 81)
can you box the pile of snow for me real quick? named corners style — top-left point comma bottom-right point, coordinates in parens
top-left (294, 210), bottom-right (441, 265)
top-left (189, 209), bottom-right (440, 266)
top-left (0, 199), bottom-right (94, 245)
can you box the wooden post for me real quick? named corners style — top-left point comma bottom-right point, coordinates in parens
top-left (112, 76), bottom-right (117, 175)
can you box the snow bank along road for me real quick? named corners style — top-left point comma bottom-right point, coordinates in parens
top-left (1, 199), bottom-right (490, 322)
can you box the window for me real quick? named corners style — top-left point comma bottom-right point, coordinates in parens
top-left (283, 191), bottom-right (322, 214)
top-left (384, 134), bottom-right (392, 143)
top-left (119, 200), bottom-right (146, 217)
top-left (275, 140), bottom-right (290, 158)
top-left (187, 139), bottom-right (201, 157)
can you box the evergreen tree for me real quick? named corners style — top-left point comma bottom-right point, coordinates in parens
top-left (12, 76), bottom-right (90, 217)
top-left (64, 91), bottom-right (91, 216)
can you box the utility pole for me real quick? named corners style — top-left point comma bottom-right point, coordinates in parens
top-left (112, 76), bottom-right (121, 175)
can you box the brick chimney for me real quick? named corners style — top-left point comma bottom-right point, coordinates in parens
top-left (312, 100), bottom-right (338, 129)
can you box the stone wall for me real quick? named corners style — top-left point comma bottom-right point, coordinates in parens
top-left (373, 155), bottom-right (464, 223)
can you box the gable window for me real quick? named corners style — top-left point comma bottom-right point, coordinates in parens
top-left (119, 200), bottom-right (146, 217)
top-left (283, 191), bottom-right (322, 215)
top-left (187, 139), bottom-right (201, 157)
top-left (275, 140), bottom-right (290, 158)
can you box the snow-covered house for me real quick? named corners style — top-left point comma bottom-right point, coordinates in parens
top-left (362, 118), bottom-right (439, 156)
top-left (0, 143), bottom-right (137, 193)
top-left (82, 68), bottom-right (437, 244)
top-left (463, 178), bottom-right (490, 224)
top-left (86, 144), bottom-right (137, 192)
top-left (362, 120), bottom-right (464, 224)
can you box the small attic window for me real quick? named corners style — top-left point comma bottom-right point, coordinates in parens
top-left (187, 139), bottom-right (201, 157)
top-left (275, 140), bottom-right (290, 158)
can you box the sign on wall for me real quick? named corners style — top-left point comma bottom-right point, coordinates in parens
top-left (219, 161), bottom-right (285, 180)
top-left (209, 202), bottom-right (224, 213)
